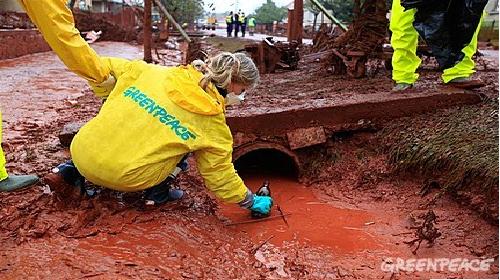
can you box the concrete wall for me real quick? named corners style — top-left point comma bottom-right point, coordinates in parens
top-left (0, 29), bottom-right (50, 60)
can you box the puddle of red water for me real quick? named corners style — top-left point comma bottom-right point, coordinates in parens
top-left (220, 175), bottom-right (382, 254)
top-left (78, 222), bottom-right (203, 267)
top-left (77, 175), bottom-right (383, 262)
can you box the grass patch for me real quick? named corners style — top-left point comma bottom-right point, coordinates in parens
top-left (383, 100), bottom-right (499, 193)
top-left (205, 36), bottom-right (254, 53)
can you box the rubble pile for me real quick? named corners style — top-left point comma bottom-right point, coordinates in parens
top-left (244, 38), bottom-right (300, 74)
top-left (312, 0), bottom-right (388, 78)
top-left (0, 11), bottom-right (35, 29)
top-left (74, 11), bottom-right (138, 42)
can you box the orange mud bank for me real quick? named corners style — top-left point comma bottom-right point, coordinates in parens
top-left (0, 42), bottom-right (498, 279)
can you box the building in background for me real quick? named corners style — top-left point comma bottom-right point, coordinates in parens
top-left (285, 1), bottom-right (334, 29)
top-left (91, 0), bottom-right (124, 13)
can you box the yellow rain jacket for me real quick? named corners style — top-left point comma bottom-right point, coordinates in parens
top-left (19, 0), bottom-right (249, 203)
top-left (0, 111), bottom-right (7, 181)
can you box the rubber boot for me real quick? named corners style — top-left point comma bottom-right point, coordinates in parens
top-left (0, 175), bottom-right (39, 192)
top-left (392, 82), bottom-right (413, 92)
top-left (446, 77), bottom-right (485, 89)
top-left (44, 160), bottom-right (85, 203)
top-left (144, 184), bottom-right (184, 205)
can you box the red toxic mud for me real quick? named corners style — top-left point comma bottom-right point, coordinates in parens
top-left (220, 175), bottom-right (382, 253)
top-left (78, 223), bottom-right (195, 266)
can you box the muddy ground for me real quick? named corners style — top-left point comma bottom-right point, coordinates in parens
top-left (0, 41), bottom-right (498, 279)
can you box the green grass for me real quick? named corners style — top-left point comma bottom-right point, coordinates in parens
top-left (383, 100), bottom-right (499, 193)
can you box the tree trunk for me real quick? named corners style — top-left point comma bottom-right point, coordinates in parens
top-left (312, 13), bottom-right (318, 32)
top-left (144, 0), bottom-right (153, 63)
top-left (68, 0), bottom-right (77, 11)
top-left (294, 0), bottom-right (304, 44)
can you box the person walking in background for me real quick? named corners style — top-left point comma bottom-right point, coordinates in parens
top-left (240, 12), bottom-right (247, 37)
top-left (248, 16), bottom-right (256, 36)
top-left (225, 11), bottom-right (233, 37)
top-left (390, 0), bottom-right (486, 91)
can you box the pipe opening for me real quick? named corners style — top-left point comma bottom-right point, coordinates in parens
top-left (234, 148), bottom-right (299, 178)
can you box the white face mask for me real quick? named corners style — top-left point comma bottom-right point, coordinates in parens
top-left (225, 92), bottom-right (246, 106)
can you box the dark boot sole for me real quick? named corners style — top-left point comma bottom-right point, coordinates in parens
top-left (43, 173), bottom-right (82, 204)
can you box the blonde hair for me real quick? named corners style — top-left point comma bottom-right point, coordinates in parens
top-left (193, 52), bottom-right (260, 90)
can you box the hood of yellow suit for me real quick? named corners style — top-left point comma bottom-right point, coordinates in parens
top-left (165, 65), bottom-right (226, 116)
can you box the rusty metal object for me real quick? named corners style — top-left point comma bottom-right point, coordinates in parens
top-left (224, 213), bottom-right (292, 226)
top-left (286, 127), bottom-right (327, 150)
top-left (244, 37), bottom-right (300, 74)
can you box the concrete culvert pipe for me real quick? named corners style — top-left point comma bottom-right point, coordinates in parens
top-left (232, 142), bottom-right (301, 179)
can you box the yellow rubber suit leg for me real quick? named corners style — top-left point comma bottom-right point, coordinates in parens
top-left (17, 0), bottom-right (109, 83)
top-left (390, 0), bottom-right (421, 84)
top-left (0, 111), bottom-right (8, 181)
top-left (442, 15), bottom-right (483, 83)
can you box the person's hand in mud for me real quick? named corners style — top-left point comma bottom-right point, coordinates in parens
top-left (250, 195), bottom-right (273, 218)
top-left (238, 189), bottom-right (273, 218)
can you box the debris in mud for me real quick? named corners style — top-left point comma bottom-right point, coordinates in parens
top-left (0, 11), bottom-right (35, 29)
top-left (312, 0), bottom-right (388, 78)
top-left (404, 210), bottom-right (442, 254)
top-left (184, 39), bottom-right (205, 64)
top-left (74, 11), bottom-right (137, 42)
top-left (254, 245), bottom-right (288, 277)
top-left (475, 52), bottom-right (500, 72)
top-left (244, 37), bottom-right (300, 74)
top-left (250, 235), bottom-right (275, 254)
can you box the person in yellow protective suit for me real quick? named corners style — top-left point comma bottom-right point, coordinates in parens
top-left (239, 12), bottom-right (247, 37)
top-left (225, 11), bottom-right (234, 37)
top-left (0, 111), bottom-right (39, 191)
top-left (390, 0), bottom-right (484, 91)
top-left (248, 17), bottom-right (256, 36)
top-left (20, 0), bottom-right (272, 216)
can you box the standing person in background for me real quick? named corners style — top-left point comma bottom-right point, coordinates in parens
top-left (225, 11), bottom-right (234, 37)
top-left (248, 16), bottom-right (256, 36)
top-left (234, 10), bottom-right (240, 37)
top-left (240, 12), bottom-right (247, 37)
top-left (390, 0), bottom-right (486, 91)
top-left (0, 111), bottom-right (39, 192)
